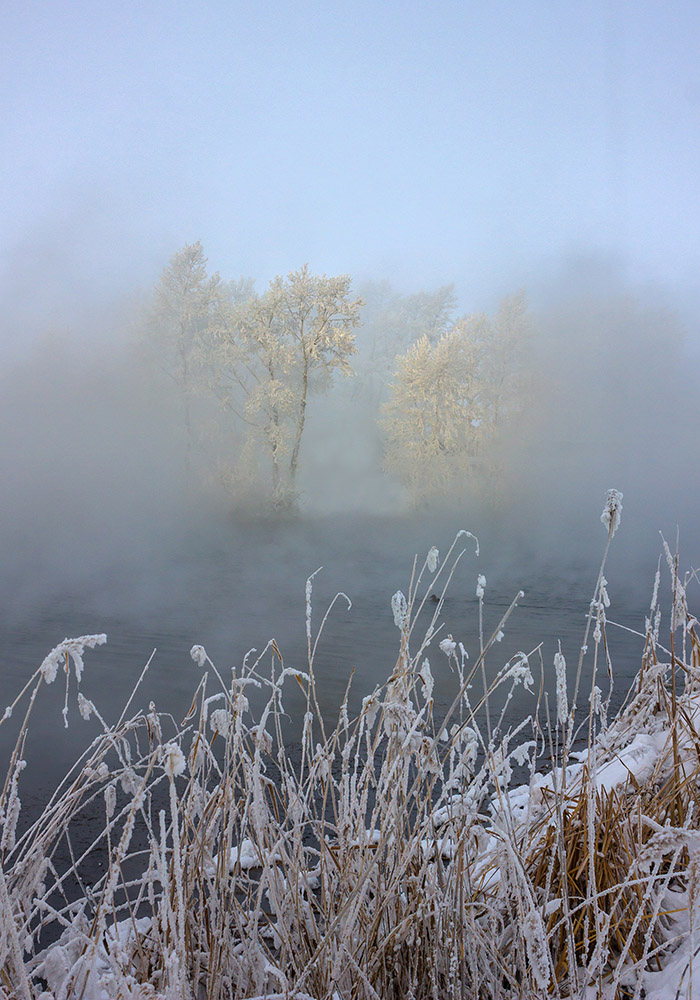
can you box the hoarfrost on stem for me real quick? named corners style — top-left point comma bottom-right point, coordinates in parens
top-left (104, 783), bottom-right (116, 819)
top-left (439, 635), bottom-right (456, 657)
top-left (427, 546), bottom-right (439, 574)
top-left (506, 653), bottom-right (534, 690)
top-left (391, 590), bottom-right (408, 630)
top-left (210, 709), bottom-right (232, 737)
top-left (419, 659), bottom-right (434, 701)
top-left (554, 646), bottom-right (568, 726)
top-left (600, 488), bottom-right (623, 537)
top-left (305, 568), bottom-right (322, 641)
top-left (522, 909), bottom-right (552, 989)
top-left (362, 693), bottom-right (380, 729)
top-left (162, 742), bottom-right (186, 779)
top-left (77, 693), bottom-right (93, 721)
top-left (40, 634), bottom-right (107, 684)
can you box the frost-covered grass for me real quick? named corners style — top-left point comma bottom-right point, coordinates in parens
top-left (2, 493), bottom-right (700, 999)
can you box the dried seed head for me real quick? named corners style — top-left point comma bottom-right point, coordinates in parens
top-left (600, 488), bottom-right (623, 537)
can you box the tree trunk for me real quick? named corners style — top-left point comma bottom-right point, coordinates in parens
top-left (289, 363), bottom-right (309, 487)
top-left (266, 359), bottom-right (282, 495)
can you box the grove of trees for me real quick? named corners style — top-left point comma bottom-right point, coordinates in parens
top-left (140, 243), bottom-right (532, 510)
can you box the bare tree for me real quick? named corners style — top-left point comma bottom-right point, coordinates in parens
top-left (382, 327), bottom-right (485, 503)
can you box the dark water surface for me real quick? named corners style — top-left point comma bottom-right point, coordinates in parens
top-left (1, 513), bottom-right (658, 807)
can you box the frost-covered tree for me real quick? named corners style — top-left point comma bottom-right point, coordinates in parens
top-left (143, 242), bottom-right (222, 465)
top-left (203, 265), bottom-right (363, 505)
top-left (470, 290), bottom-right (532, 431)
top-left (382, 326), bottom-right (486, 502)
top-left (382, 293), bottom-right (532, 503)
top-left (354, 281), bottom-right (458, 404)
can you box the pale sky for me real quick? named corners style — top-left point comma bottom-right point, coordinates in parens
top-left (2, 0), bottom-right (699, 337)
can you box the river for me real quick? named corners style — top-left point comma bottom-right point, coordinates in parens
top-left (0, 510), bottom-right (660, 815)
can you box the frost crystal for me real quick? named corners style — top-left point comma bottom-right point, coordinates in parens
top-left (39, 634), bottom-right (107, 684)
top-left (476, 574), bottom-right (486, 599)
top-left (508, 654), bottom-right (534, 690)
top-left (554, 647), bottom-right (568, 726)
top-left (600, 488), bottom-right (623, 537)
top-left (305, 578), bottom-right (313, 639)
top-left (361, 694), bottom-right (379, 730)
top-left (427, 546), bottom-right (439, 574)
top-left (77, 693), bottom-right (93, 721)
top-left (650, 564), bottom-right (661, 613)
top-left (512, 740), bottom-right (535, 766)
top-left (439, 635), bottom-right (456, 657)
top-left (419, 659), bottom-right (434, 701)
top-left (210, 709), bottom-right (231, 736)
top-left (523, 909), bottom-right (551, 989)
top-left (104, 783), bottom-right (116, 819)
top-left (162, 742), bottom-right (186, 779)
top-left (190, 645), bottom-right (207, 667)
top-left (662, 538), bottom-right (689, 632)
top-left (391, 591), bottom-right (408, 630)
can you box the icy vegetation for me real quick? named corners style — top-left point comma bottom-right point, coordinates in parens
top-left (3, 501), bottom-right (700, 998)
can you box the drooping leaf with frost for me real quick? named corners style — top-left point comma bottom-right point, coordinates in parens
top-left (162, 742), bottom-right (186, 779)
top-left (40, 634), bottom-right (107, 684)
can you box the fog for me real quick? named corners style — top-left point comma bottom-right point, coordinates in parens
top-left (0, 235), bottom-right (698, 808)
top-left (2, 245), bottom-right (698, 621)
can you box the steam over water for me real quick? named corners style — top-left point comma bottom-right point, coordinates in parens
top-left (1, 256), bottom-right (698, 805)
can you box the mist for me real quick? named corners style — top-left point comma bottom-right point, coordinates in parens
top-left (1, 242), bottom-right (698, 634)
